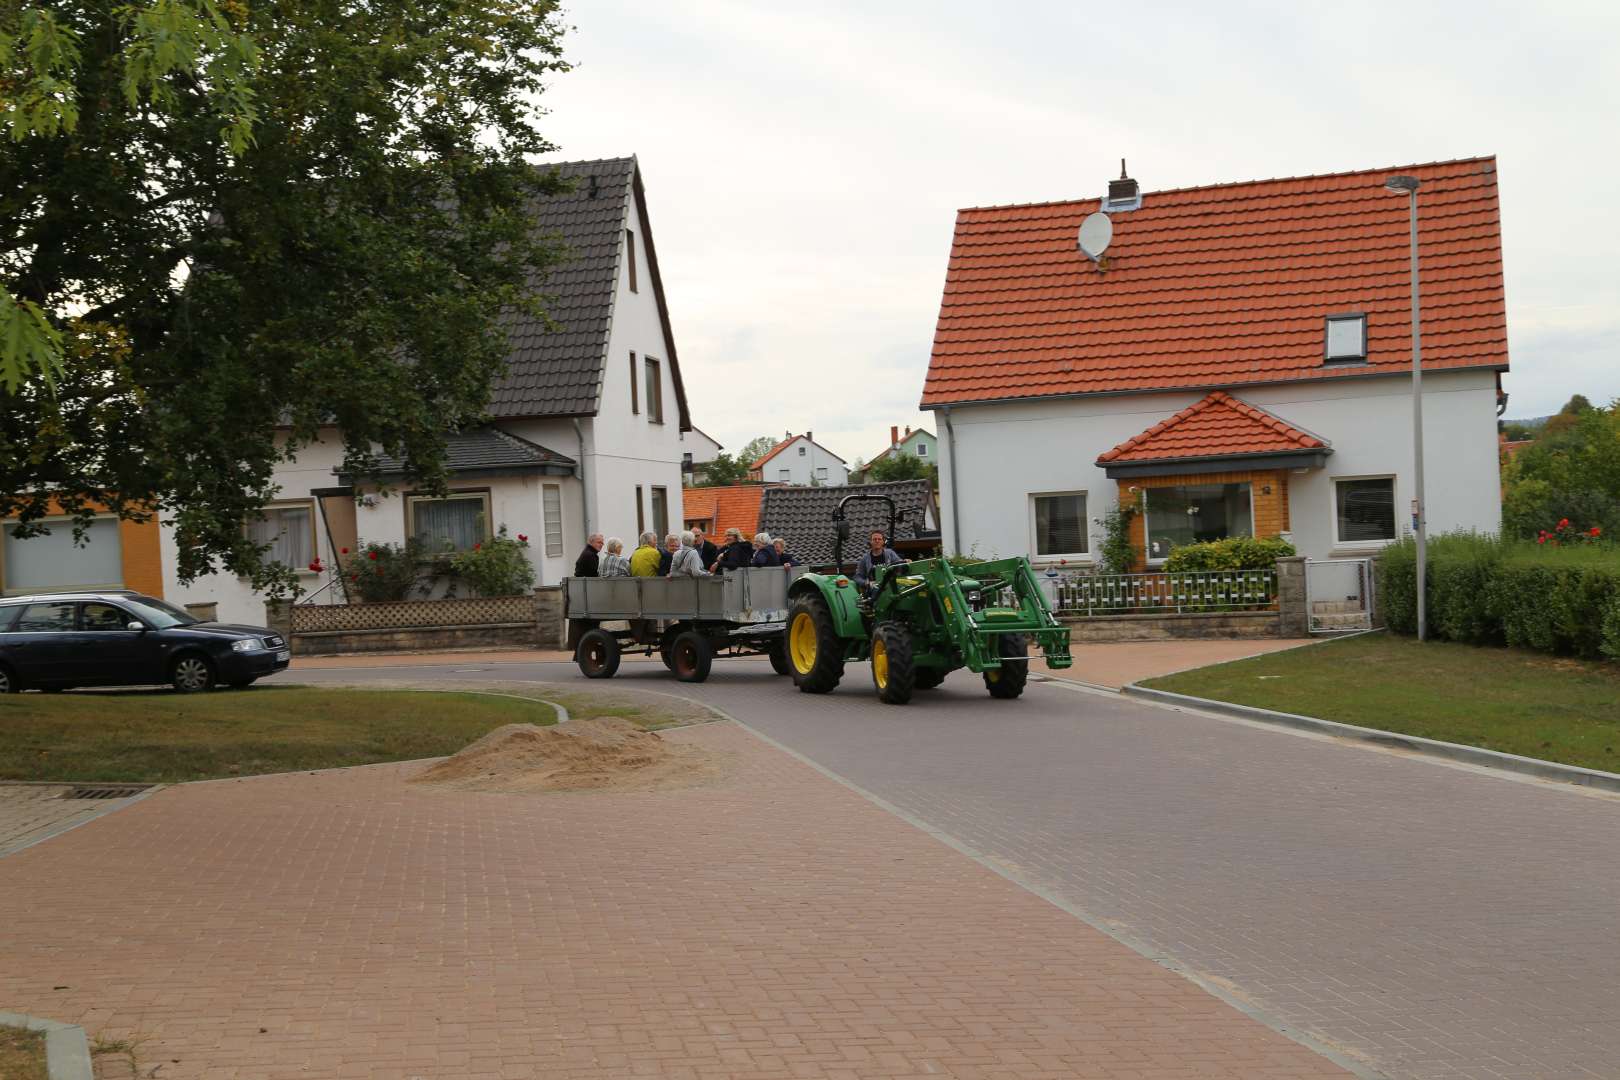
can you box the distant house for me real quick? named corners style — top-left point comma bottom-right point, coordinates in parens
top-left (162, 155), bottom-right (706, 622)
top-left (749, 432), bottom-right (849, 486)
top-left (682, 482), bottom-right (778, 540)
top-left (852, 426), bottom-right (937, 480)
top-left (760, 480), bottom-right (938, 567)
top-left (682, 427), bottom-right (725, 486)
top-left (922, 158), bottom-right (1509, 569)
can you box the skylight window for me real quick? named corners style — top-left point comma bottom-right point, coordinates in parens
top-left (1324, 314), bottom-right (1367, 363)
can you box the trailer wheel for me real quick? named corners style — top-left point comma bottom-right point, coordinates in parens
top-left (659, 626), bottom-right (680, 671)
top-left (914, 668), bottom-right (946, 690)
top-left (984, 633), bottom-right (1028, 700)
top-left (870, 622), bottom-right (916, 705)
top-left (786, 594), bottom-right (844, 693)
top-left (670, 631), bottom-right (713, 683)
top-left (577, 629), bottom-right (621, 679)
top-left (766, 637), bottom-right (793, 676)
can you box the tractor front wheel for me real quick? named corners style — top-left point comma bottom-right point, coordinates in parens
top-left (984, 633), bottom-right (1028, 700)
top-left (870, 622), bottom-right (916, 705)
top-left (787, 594), bottom-right (844, 693)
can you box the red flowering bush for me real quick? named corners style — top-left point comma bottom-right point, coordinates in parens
top-left (1536, 520), bottom-right (1603, 547)
top-left (447, 525), bottom-right (534, 596)
top-left (342, 539), bottom-right (423, 602)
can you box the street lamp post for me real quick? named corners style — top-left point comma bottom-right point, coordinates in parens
top-left (1385, 174), bottom-right (1426, 641)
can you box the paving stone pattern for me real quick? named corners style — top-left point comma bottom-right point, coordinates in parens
top-left (0, 722), bottom-right (1343, 1080)
top-left (302, 662), bottom-right (1620, 1080)
top-left (0, 783), bottom-right (147, 858)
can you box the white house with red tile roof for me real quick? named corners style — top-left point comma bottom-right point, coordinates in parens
top-left (922, 158), bottom-right (1509, 568)
top-left (749, 432), bottom-right (849, 486)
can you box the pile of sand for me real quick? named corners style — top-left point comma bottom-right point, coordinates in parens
top-left (410, 718), bottom-right (727, 793)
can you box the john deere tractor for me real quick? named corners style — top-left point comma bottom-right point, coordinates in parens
top-left (784, 494), bottom-right (1073, 704)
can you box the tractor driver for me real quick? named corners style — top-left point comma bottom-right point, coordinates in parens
top-left (853, 529), bottom-right (904, 595)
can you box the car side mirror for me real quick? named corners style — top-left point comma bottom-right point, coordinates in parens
top-left (127, 621), bottom-right (145, 632)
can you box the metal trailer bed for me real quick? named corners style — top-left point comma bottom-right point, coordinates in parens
top-left (564, 567), bottom-right (807, 682)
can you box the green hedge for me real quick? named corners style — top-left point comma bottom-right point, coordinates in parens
top-left (1164, 536), bottom-right (1296, 572)
top-left (1378, 534), bottom-right (1620, 659)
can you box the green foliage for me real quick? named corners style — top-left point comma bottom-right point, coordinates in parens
top-left (448, 526), bottom-right (535, 597)
top-left (342, 540), bottom-right (424, 603)
top-left (1378, 533), bottom-right (1620, 660)
top-left (1501, 404), bottom-right (1620, 541)
top-left (863, 452), bottom-right (937, 485)
top-left (1499, 419), bottom-right (1537, 441)
top-left (0, 0), bottom-right (571, 598)
top-left (1094, 504), bottom-right (1138, 574)
top-left (739, 435), bottom-right (778, 465)
top-left (1164, 535), bottom-right (1295, 572)
top-left (694, 452), bottom-right (750, 487)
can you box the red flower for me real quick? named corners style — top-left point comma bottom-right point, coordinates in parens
top-left (307, 560), bottom-right (323, 572)
top-left (1591, 526), bottom-right (1603, 537)
top-left (1537, 536), bottom-right (1547, 544)
top-left (473, 542), bottom-right (481, 551)
top-left (340, 547), bottom-right (349, 554)
top-left (1559, 518), bottom-right (1570, 529)
top-left (517, 534), bottom-right (528, 542)
top-left (368, 551), bottom-right (378, 560)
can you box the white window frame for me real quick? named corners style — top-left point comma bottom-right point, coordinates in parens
top-left (1324, 313), bottom-right (1368, 363)
top-left (406, 491), bottom-right (491, 554)
top-left (1330, 474), bottom-right (1399, 549)
top-left (245, 499), bottom-right (319, 576)
top-left (1, 514), bottom-right (125, 595)
top-left (1142, 482), bottom-right (1256, 567)
top-left (1027, 491), bottom-right (1091, 564)
top-left (916, 443), bottom-right (928, 457)
top-left (778, 468), bottom-right (791, 483)
top-left (816, 466), bottom-right (829, 481)
top-left (542, 484), bottom-right (564, 559)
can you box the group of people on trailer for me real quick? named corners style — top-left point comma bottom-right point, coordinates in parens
top-left (571, 527), bottom-right (803, 581)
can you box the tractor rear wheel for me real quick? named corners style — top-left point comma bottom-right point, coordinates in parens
top-left (577, 629), bottom-right (621, 679)
top-left (670, 631), bottom-right (713, 683)
top-left (787, 594), bottom-right (844, 693)
top-left (984, 633), bottom-right (1028, 700)
top-left (766, 637), bottom-right (793, 676)
top-left (870, 622), bottom-right (916, 705)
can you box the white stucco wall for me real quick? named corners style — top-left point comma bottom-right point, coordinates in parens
top-left (759, 437), bottom-right (850, 486)
top-left (935, 369), bottom-right (1502, 565)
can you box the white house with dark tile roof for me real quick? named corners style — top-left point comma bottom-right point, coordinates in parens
top-left (923, 159), bottom-right (1509, 570)
top-left (162, 156), bottom-right (706, 623)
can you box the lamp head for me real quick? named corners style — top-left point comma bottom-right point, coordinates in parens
top-left (1384, 175), bottom-right (1420, 194)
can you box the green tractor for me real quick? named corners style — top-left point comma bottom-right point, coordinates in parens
top-left (784, 494), bottom-right (1073, 704)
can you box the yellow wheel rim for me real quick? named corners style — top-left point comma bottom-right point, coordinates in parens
top-left (986, 668), bottom-right (1001, 683)
top-left (790, 611), bottom-right (818, 674)
top-left (872, 636), bottom-right (889, 689)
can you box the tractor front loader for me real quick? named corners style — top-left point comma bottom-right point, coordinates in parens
top-left (784, 496), bottom-right (1072, 704)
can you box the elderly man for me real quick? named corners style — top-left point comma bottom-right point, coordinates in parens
top-left (657, 533), bottom-right (680, 576)
top-left (629, 531), bottom-right (662, 577)
top-left (574, 532), bottom-right (604, 577)
top-left (692, 527), bottom-right (719, 570)
top-left (773, 536), bottom-right (801, 569)
top-left (668, 531), bottom-right (711, 577)
top-left (853, 529), bottom-right (904, 593)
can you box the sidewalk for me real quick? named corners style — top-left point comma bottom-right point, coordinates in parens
top-left (1042, 638), bottom-right (1311, 689)
top-left (0, 722), bottom-right (1346, 1079)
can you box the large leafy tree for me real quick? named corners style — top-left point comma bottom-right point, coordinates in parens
top-left (0, 0), bottom-right (570, 591)
top-left (693, 451), bottom-right (750, 488)
top-left (1502, 401), bottom-right (1620, 539)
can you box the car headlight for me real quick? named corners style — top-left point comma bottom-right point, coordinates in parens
top-left (231, 639), bottom-right (260, 652)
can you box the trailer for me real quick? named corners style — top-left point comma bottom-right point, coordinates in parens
top-left (564, 566), bottom-right (807, 682)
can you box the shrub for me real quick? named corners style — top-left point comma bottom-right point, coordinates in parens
top-left (342, 539), bottom-right (423, 602)
top-left (1164, 536), bottom-right (1296, 572)
top-left (1094, 505), bottom-right (1138, 574)
top-left (447, 525), bottom-right (535, 596)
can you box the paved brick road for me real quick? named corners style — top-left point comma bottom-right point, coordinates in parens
top-left (0, 721), bottom-right (1342, 1080)
top-left (296, 660), bottom-right (1620, 1080)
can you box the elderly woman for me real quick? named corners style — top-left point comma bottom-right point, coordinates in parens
top-left (713, 527), bottom-right (752, 573)
top-left (668, 530), bottom-right (711, 577)
top-left (750, 531), bottom-right (781, 568)
top-left (773, 536), bottom-right (799, 569)
top-left (599, 537), bottom-right (631, 577)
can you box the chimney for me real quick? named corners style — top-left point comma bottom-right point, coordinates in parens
top-left (890, 425), bottom-right (899, 448)
top-left (1107, 158), bottom-right (1140, 210)
top-left (806, 431), bottom-right (812, 444)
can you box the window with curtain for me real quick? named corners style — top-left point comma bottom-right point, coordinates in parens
top-left (410, 494), bottom-right (487, 553)
top-left (1335, 477), bottom-right (1396, 542)
top-left (245, 504), bottom-right (313, 569)
top-left (543, 485), bottom-right (564, 557)
top-left (3, 518), bottom-right (123, 593)
top-left (1031, 493), bottom-right (1087, 556)
top-left (1144, 483), bottom-right (1252, 561)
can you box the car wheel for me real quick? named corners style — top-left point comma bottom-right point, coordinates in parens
top-left (0, 664), bottom-right (16, 694)
top-left (171, 654), bottom-right (216, 693)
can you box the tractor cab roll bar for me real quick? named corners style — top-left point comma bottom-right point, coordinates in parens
top-left (831, 493), bottom-right (898, 566)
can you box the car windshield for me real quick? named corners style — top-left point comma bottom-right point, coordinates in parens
top-left (122, 595), bottom-right (199, 628)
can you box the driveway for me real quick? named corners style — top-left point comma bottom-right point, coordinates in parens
top-left (293, 657), bottom-right (1620, 1080)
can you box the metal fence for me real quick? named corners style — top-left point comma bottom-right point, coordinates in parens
top-left (1051, 569), bottom-right (1279, 617)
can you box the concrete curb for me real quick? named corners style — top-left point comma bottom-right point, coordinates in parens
top-left (1123, 684), bottom-right (1620, 795)
top-left (0, 1012), bottom-right (93, 1080)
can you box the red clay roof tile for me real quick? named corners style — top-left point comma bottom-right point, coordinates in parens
top-left (923, 158), bottom-right (1509, 407)
top-left (682, 483), bottom-right (774, 538)
top-left (1096, 391), bottom-right (1328, 465)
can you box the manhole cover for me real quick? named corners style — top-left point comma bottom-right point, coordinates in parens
top-left (59, 785), bottom-right (148, 801)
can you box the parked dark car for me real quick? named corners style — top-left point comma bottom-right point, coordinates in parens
top-left (0, 592), bottom-right (290, 694)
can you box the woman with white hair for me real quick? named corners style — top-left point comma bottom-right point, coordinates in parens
top-left (713, 527), bottom-right (752, 573)
top-left (599, 537), bottom-right (631, 577)
top-left (750, 531), bottom-right (781, 567)
top-left (668, 530), bottom-right (710, 577)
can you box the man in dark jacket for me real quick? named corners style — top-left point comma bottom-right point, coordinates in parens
top-left (656, 533), bottom-right (680, 576)
top-left (751, 532), bottom-right (781, 567)
top-left (574, 533), bottom-right (604, 577)
top-left (854, 530), bottom-right (904, 594)
top-left (692, 527), bottom-right (720, 571)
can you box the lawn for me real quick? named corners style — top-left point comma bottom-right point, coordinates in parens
top-left (0, 1027), bottom-right (46, 1080)
top-left (1142, 631), bottom-right (1620, 773)
top-left (0, 686), bottom-right (556, 783)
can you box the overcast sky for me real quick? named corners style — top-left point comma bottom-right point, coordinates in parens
top-left (538, 0), bottom-right (1619, 463)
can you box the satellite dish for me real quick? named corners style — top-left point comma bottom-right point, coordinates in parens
top-left (1078, 211), bottom-right (1113, 266)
